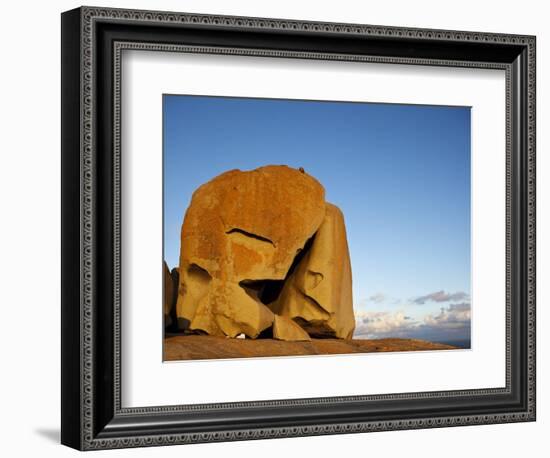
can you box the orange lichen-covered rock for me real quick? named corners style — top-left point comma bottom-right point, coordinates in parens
top-left (273, 203), bottom-right (356, 339)
top-left (176, 165), bottom-right (326, 338)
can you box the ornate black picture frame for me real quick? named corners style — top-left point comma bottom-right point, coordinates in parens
top-left (61, 6), bottom-right (536, 450)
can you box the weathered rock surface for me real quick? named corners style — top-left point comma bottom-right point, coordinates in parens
top-left (176, 165), bottom-right (326, 338)
top-left (163, 261), bottom-right (178, 327)
top-left (164, 335), bottom-right (458, 361)
top-left (272, 315), bottom-right (311, 341)
top-left (273, 203), bottom-right (355, 339)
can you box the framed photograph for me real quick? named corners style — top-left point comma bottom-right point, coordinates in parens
top-left (61, 6), bottom-right (536, 450)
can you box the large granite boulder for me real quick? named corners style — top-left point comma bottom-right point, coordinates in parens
top-left (176, 165), bottom-right (326, 338)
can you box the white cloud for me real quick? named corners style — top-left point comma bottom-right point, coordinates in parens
top-left (368, 293), bottom-right (386, 304)
top-left (354, 302), bottom-right (471, 344)
top-left (354, 310), bottom-right (418, 338)
top-left (412, 290), bottom-right (469, 305)
top-left (423, 302), bottom-right (471, 327)
top-left (356, 292), bottom-right (401, 308)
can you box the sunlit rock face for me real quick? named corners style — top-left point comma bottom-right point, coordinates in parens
top-left (273, 203), bottom-right (355, 339)
top-left (272, 315), bottom-right (311, 341)
top-left (175, 165), bottom-right (355, 340)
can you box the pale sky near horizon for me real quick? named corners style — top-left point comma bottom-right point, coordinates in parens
top-left (163, 94), bottom-right (471, 345)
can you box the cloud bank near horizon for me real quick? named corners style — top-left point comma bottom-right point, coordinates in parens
top-left (354, 292), bottom-right (471, 347)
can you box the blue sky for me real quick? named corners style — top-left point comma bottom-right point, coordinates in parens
top-left (163, 95), bottom-right (471, 346)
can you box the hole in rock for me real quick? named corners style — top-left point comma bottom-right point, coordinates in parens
top-left (237, 233), bottom-right (317, 311)
top-left (239, 278), bottom-right (286, 305)
top-left (294, 316), bottom-right (335, 338)
top-left (187, 263), bottom-right (211, 285)
top-left (257, 327), bottom-right (274, 339)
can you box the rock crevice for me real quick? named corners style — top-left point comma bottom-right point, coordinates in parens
top-left (226, 228), bottom-right (276, 247)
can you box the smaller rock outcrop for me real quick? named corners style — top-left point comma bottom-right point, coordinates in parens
top-left (163, 261), bottom-right (178, 327)
top-left (272, 315), bottom-right (311, 341)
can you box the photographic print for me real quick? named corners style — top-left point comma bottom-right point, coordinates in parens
top-left (162, 94), bottom-right (471, 361)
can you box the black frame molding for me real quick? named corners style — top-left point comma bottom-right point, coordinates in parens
top-left (61, 6), bottom-right (536, 450)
